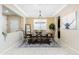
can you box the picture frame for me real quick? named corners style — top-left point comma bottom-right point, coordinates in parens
top-left (61, 11), bottom-right (77, 30)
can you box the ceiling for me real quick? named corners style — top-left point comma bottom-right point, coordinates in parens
top-left (2, 5), bottom-right (19, 16)
top-left (17, 4), bottom-right (67, 17)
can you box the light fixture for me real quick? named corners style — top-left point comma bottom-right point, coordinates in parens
top-left (38, 10), bottom-right (42, 19)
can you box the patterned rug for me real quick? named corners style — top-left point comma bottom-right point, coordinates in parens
top-left (18, 40), bottom-right (60, 48)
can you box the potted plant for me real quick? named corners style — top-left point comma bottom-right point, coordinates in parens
top-left (49, 23), bottom-right (55, 36)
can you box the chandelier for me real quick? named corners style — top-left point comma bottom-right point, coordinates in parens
top-left (38, 10), bottom-right (42, 19)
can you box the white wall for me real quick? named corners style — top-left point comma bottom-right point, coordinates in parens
top-left (61, 30), bottom-right (79, 51)
top-left (0, 16), bottom-right (7, 33)
top-left (0, 5), bottom-right (7, 33)
top-left (60, 9), bottom-right (79, 52)
top-left (2, 16), bottom-right (7, 33)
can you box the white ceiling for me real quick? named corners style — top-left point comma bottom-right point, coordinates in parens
top-left (2, 5), bottom-right (19, 16)
top-left (17, 4), bottom-right (66, 17)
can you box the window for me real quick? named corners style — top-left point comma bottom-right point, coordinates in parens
top-left (34, 19), bottom-right (47, 30)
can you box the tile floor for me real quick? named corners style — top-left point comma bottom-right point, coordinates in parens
top-left (1, 40), bottom-right (78, 55)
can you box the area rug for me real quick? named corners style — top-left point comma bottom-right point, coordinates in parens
top-left (18, 41), bottom-right (60, 48)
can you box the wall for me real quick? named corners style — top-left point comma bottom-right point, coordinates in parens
top-left (57, 4), bottom-right (79, 52)
top-left (26, 17), bottom-right (55, 32)
top-left (26, 18), bottom-right (33, 32)
top-left (61, 30), bottom-right (79, 51)
top-left (47, 17), bottom-right (55, 31)
top-left (20, 17), bottom-right (26, 30)
top-left (6, 15), bottom-right (25, 33)
top-left (0, 5), bottom-right (24, 53)
top-left (61, 11), bottom-right (79, 52)
top-left (0, 5), bottom-right (7, 33)
top-left (3, 4), bottom-right (26, 32)
top-left (7, 15), bottom-right (21, 32)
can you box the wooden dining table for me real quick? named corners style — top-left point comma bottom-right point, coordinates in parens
top-left (24, 31), bottom-right (56, 45)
